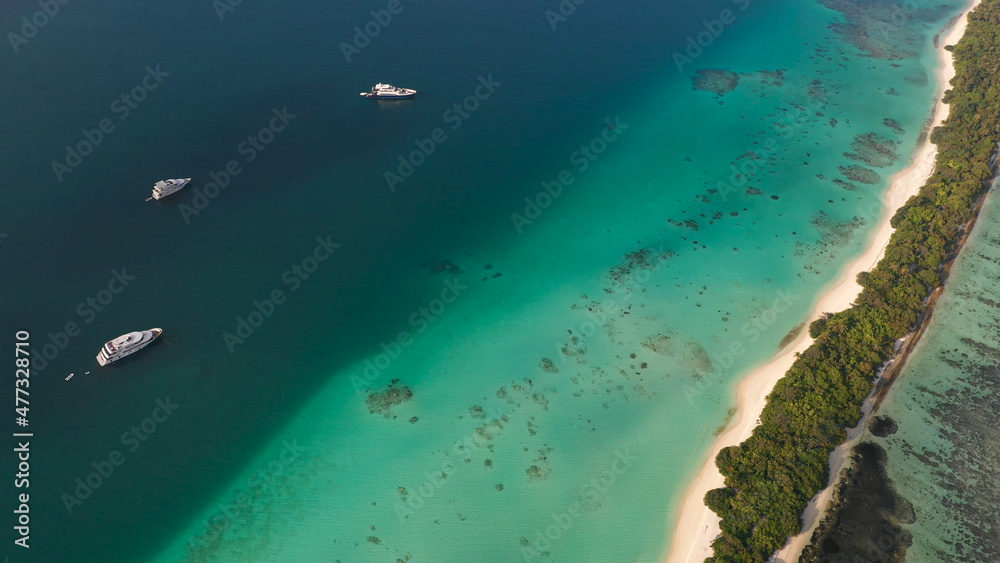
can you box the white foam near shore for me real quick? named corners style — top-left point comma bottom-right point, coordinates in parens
top-left (661, 2), bottom-right (982, 562)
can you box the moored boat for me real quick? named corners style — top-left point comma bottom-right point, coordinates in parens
top-left (151, 178), bottom-right (191, 200)
top-left (96, 328), bottom-right (162, 366)
top-left (360, 83), bottom-right (417, 99)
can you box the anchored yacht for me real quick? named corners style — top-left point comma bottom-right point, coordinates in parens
top-left (96, 328), bottom-right (162, 366)
top-left (151, 178), bottom-right (191, 200)
top-left (360, 83), bottom-right (417, 99)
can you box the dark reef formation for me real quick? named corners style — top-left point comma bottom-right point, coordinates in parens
top-left (424, 259), bottom-right (462, 274)
top-left (838, 164), bottom-right (881, 185)
top-left (921, 336), bottom-right (1000, 562)
top-left (692, 68), bottom-right (787, 97)
top-left (844, 132), bottom-right (900, 168)
top-left (365, 380), bottom-right (414, 418)
top-left (819, 0), bottom-right (953, 59)
top-left (692, 69), bottom-right (740, 96)
top-left (833, 178), bottom-right (856, 191)
top-left (868, 415), bottom-right (898, 437)
top-left (882, 118), bottom-right (905, 135)
top-left (799, 442), bottom-right (914, 563)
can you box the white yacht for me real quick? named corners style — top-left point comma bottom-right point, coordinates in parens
top-left (151, 178), bottom-right (191, 200)
top-left (96, 328), bottom-right (162, 366)
top-left (360, 83), bottom-right (417, 99)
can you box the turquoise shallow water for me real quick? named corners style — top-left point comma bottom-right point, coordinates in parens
top-left (0, 0), bottom-right (969, 561)
top-left (874, 181), bottom-right (1000, 562)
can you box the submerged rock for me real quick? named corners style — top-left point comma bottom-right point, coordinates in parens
top-left (365, 381), bottom-right (414, 418)
top-left (692, 69), bottom-right (740, 96)
top-left (869, 415), bottom-right (898, 437)
top-left (839, 165), bottom-right (880, 185)
top-left (525, 464), bottom-right (550, 481)
top-left (425, 259), bottom-right (462, 274)
top-left (844, 132), bottom-right (899, 168)
top-left (642, 335), bottom-right (675, 355)
top-left (801, 442), bottom-right (914, 562)
top-left (833, 178), bottom-right (856, 191)
top-left (818, 0), bottom-right (951, 60)
top-left (883, 118), bottom-right (905, 135)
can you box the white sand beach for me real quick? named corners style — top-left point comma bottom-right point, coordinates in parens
top-left (662, 2), bottom-right (982, 562)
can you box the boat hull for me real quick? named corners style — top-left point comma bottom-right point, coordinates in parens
top-left (362, 93), bottom-right (417, 100)
top-left (151, 179), bottom-right (191, 200)
top-left (96, 328), bottom-right (162, 366)
top-left (360, 85), bottom-right (417, 99)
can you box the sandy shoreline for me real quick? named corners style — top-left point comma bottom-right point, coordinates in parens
top-left (661, 3), bottom-right (981, 562)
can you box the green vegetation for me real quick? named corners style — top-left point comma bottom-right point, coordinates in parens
top-left (704, 3), bottom-right (1000, 561)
